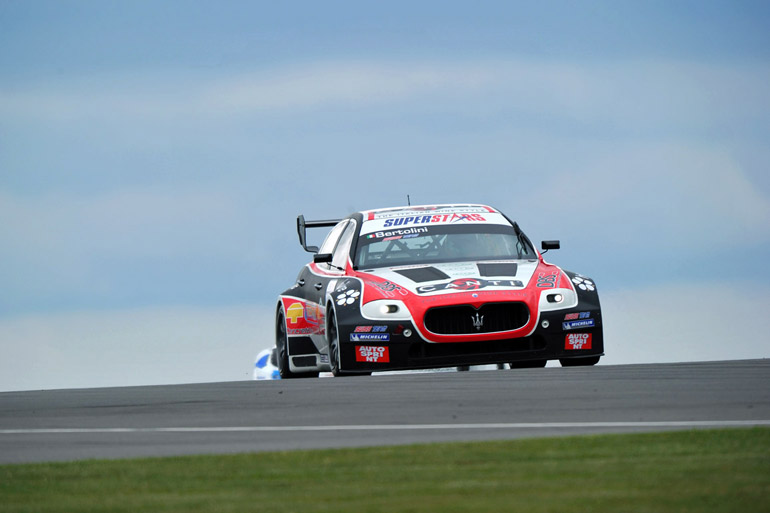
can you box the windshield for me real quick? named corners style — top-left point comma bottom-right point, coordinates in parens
top-left (355, 224), bottom-right (536, 269)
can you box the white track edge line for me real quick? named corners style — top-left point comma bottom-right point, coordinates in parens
top-left (2, 420), bottom-right (770, 434)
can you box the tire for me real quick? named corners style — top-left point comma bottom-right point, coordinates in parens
top-left (327, 309), bottom-right (342, 377)
top-left (509, 359), bottom-right (547, 369)
top-left (327, 307), bottom-right (371, 377)
top-left (276, 307), bottom-right (319, 379)
top-left (560, 356), bottom-right (600, 367)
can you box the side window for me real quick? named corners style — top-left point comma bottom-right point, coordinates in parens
top-left (318, 220), bottom-right (349, 263)
top-left (331, 220), bottom-right (357, 270)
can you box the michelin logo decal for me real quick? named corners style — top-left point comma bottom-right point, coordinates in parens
top-left (562, 319), bottom-right (595, 330)
top-left (350, 333), bottom-right (390, 342)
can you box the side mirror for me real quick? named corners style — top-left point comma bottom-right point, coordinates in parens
top-left (541, 240), bottom-right (560, 253)
top-left (313, 253), bottom-right (333, 264)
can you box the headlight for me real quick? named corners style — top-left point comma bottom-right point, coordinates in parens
top-left (361, 300), bottom-right (412, 320)
top-left (539, 288), bottom-right (578, 311)
top-left (380, 304), bottom-right (400, 315)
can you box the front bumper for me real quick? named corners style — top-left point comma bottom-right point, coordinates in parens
top-left (338, 307), bottom-right (603, 372)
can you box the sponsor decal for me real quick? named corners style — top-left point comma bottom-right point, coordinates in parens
top-left (283, 300), bottom-right (325, 336)
top-left (366, 279), bottom-right (409, 299)
top-left (336, 289), bottom-right (361, 306)
top-left (416, 278), bottom-right (523, 294)
top-left (286, 302), bottom-right (304, 324)
top-left (536, 272), bottom-right (559, 288)
top-left (420, 289), bottom-right (524, 303)
top-left (367, 227), bottom-right (429, 239)
top-left (371, 206), bottom-right (494, 220)
top-left (354, 326), bottom-right (388, 333)
top-left (563, 319), bottom-right (596, 330)
top-left (382, 213), bottom-right (487, 228)
top-left (304, 303), bottom-right (322, 325)
top-left (374, 281), bottom-right (404, 293)
top-left (571, 276), bottom-right (596, 292)
top-left (355, 345), bottom-right (390, 363)
top-left (351, 333), bottom-right (391, 342)
top-left (565, 333), bottom-right (592, 350)
top-left (564, 312), bottom-right (591, 321)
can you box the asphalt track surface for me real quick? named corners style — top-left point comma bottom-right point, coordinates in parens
top-left (1, 360), bottom-right (768, 464)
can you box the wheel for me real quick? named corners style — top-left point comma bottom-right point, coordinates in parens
top-left (327, 309), bottom-right (342, 377)
top-left (560, 356), bottom-right (600, 367)
top-left (327, 308), bottom-right (371, 377)
top-left (509, 359), bottom-right (547, 369)
top-left (276, 307), bottom-right (318, 379)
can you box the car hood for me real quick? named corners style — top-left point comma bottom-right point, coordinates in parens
top-left (361, 259), bottom-right (540, 296)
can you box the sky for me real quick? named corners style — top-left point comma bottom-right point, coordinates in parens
top-left (1, 1), bottom-right (769, 391)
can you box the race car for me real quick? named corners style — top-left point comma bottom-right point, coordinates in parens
top-left (275, 204), bottom-right (603, 378)
top-left (253, 347), bottom-right (281, 380)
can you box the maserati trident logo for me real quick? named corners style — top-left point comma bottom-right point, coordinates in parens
top-left (471, 313), bottom-right (484, 331)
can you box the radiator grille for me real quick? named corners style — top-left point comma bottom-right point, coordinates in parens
top-left (424, 302), bottom-right (529, 335)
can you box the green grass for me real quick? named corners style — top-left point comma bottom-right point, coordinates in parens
top-left (1, 428), bottom-right (768, 513)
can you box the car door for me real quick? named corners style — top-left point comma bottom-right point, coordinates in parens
top-left (303, 219), bottom-right (352, 350)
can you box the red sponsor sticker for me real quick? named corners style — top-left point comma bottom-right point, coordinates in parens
top-left (565, 333), bottom-right (592, 350)
top-left (355, 345), bottom-right (390, 363)
top-left (354, 326), bottom-right (373, 333)
top-left (281, 298), bottom-right (324, 336)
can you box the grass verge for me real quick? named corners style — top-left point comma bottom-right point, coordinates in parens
top-left (1, 428), bottom-right (768, 513)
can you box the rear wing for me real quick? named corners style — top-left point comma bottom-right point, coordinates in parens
top-left (296, 215), bottom-right (342, 253)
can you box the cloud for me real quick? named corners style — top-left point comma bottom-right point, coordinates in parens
top-left (0, 187), bottom-right (276, 310)
top-left (1, 58), bottom-right (767, 128)
top-left (531, 142), bottom-right (770, 249)
top-left (0, 61), bottom-right (495, 121)
top-left (499, 60), bottom-right (770, 129)
top-left (0, 188), bottom-right (246, 286)
top-left (2, 140), bottom-right (768, 313)
top-left (0, 305), bottom-right (275, 391)
top-left (0, 188), bottom-right (241, 259)
top-left (600, 282), bottom-right (770, 365)
top-left (1, 56), bottom-right (768, 325)
top-left (200, 61), bottom-right (496, 113)
top-left (1, 281), bottom-right (766, 391)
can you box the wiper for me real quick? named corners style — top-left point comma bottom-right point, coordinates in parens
top-left (512, 222), bottom-right (530, 259)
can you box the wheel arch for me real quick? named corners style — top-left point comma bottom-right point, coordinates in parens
top-left (325, 299), bottom-right (338, 344)
top-left (275, 299), bottom-right (288, 339)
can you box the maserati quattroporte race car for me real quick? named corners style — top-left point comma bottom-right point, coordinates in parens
top-left (275, 204), bottom-right (603, 378)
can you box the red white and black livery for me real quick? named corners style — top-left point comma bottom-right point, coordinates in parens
top-left (275, 204), bottom-right (603, 377)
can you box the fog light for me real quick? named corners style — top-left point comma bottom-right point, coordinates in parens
top-left (403, 329), bottom-right (412, 337)
top-left (541, 320), bottom-right (550, 329)
top-left (547, 293), bottom-right (563, 303)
